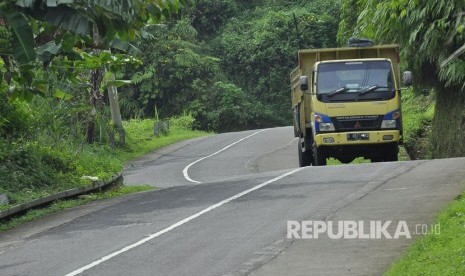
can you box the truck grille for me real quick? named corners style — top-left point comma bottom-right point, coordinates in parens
top-left (332, 115), bottom-right (383, 131)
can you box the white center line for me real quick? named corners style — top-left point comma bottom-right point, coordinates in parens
top-left (183, 129), bottom-right (267, 183)
top-left (63, 167), bottom-right (303, 276)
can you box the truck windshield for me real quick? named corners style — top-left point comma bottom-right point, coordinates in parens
top-left (317, 61), bottom-right (394, 95)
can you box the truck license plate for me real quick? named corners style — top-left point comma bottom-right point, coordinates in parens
top-left (347, 133), bottom-right (369, 141)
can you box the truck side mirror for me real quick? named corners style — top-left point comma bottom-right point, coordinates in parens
top-left (402, 71), bottom-right (413, 86)
top-left (300, 76), bottom-right (309, 91)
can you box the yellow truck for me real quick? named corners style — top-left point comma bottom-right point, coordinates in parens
top-left (291, 40), bottom-right (412, 166)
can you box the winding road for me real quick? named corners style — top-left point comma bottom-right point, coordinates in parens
top-left (1, 126), bottom-right (465, 275)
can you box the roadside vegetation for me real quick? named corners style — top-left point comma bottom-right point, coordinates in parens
top-left (386, 189), bottom-right (465, 275)
top-left (118, 0), bottom-right (341, 131)
top-left (0, 110), bottom-right (207, 211)
top-left (401, 88), bottom-right (435, 160)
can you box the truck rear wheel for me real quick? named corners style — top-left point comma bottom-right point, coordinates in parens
top-left (298, 140), bottom-right (311, 167)
top-left (313, 144), bottom-right (327, 166)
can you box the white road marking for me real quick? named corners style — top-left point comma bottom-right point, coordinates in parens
top-left (383, 187), bottom-right (409, 191)
top-left (384, 185), bottom-right (425, 191)
top-left (63, 167), bottom-right (303, 276)
top-left (183, 129), bottom-right (267, 183)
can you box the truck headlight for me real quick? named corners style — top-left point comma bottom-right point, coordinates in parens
top-left (319, 123), bottom-right (335, 132)
top-left (381, 120), bottom-right (397, 129)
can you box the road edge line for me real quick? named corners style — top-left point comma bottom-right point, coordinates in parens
top-left (182, 129), bottom-right (267, 184)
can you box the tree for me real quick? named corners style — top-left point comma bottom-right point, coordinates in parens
top-left (185, 0), bottom-right (239, 40)
top-left (216, 1), bottom-right (341, 123)
top-left (0, 0), bottom-right (192, 145)
top-left (118, 18), bottom-right (220, 120)
top-left (337, 0), bottom-right (367, 46)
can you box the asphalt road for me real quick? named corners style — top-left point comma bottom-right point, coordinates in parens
top-left (1, 126), bottom-right (465, 276)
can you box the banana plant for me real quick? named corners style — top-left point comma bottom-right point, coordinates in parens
top-left (0, 0), bottom-right (192, 146)
top-left (0, 0), bottom-right (192, 83)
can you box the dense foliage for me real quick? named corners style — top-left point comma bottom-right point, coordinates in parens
top-left (119, 0), bottom-right (341, 131)
top-left (353, 0), bottom-right (465, 88)
top-left (0, 0), bottom-right (192, 204)
top-left (216, 1), bottom-right (340, 126)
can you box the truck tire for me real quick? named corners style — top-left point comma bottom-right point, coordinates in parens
top-left (370, 156), bottom-right (383, 163)
top-left (293, 106), bottom-right (300, 137)
top-left (338, 157), bottom-right (355, 164)
top-left (383, 143), bottom-right (399, 162)
top-left (312, 144), bottom-right (327, 166)
top-left (298, 141), bottom-right (311, 167)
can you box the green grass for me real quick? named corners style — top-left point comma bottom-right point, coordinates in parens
top-left (401, 87), bottom-right (435, 159)
top-left (0, 115), bottom-right (209, 230)
top-left (0, 185), bottom-right (154, 232)
top-left (117, 116), bottom-right (210, 162)
top-left (0, 114), bottom-right (210, 210)
top-left (386, 188), bottom-right (465, 275)
top-left (327, 146), bottom-right (410, 165)
top-left (327, 157), bottom-right (369, 166)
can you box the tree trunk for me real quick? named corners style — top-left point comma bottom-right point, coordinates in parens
top-left (106, 72), bottom-right (125, 146)
top-left (86, 67), bottom-right (104, 144)
top-left (107, 127), bottom-right (116, 149)
top-left (431, 86), bottom-right (465, 158)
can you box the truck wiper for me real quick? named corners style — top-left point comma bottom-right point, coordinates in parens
top-left (327, 87), bottom-right (347, 97)
top-left (359, 85), bottom-right (392, 95)
top-left (358, 85), bottom-right (379, 95)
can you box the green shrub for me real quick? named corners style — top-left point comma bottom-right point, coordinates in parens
top-left (401, 87), bottom-right (435, 159)
top-left (0, 97), bottom-right (31, 138)
top-left (171, 114), bottom-right (195, 130)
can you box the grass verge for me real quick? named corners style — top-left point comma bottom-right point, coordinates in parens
top-left (386, 188), bottom-right (465, 275)
top-left (0, 114), bottom-right (210, 214)
top-left (401, 87), bottom-right (435, 160)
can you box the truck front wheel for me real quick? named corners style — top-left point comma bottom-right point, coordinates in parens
top-left (383, 143), bottom-right (399, 162)
top-left (371, 144), bottom-right (399, 162)
top-left (298, 140), bottom-right (312, 167)
top-left (313, 144), bottom-right (327, 166)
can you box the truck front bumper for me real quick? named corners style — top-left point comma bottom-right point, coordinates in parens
top-left (315, 130), bottom-right (400, 147)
